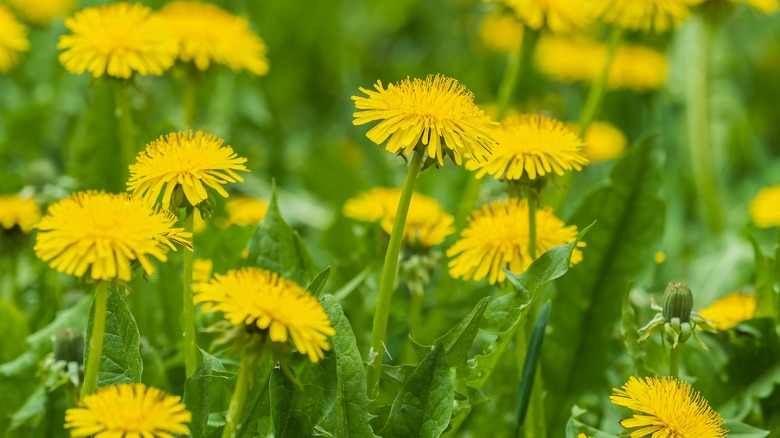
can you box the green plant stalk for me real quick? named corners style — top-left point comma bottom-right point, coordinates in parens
top-left (183, 67), bottom-right (198, 127)
top-left (114, 81), bottom-right (137, 182)
top-left (222, 353), bottom-right (257, 438)
top-left (367, 149), bottom-right (424, 401)
top-left (669, 345), bottom-right (679, 379)
top-left (578, 26), bottom-right (622, 136)
top-left (81, 280), bottom-right (109, 397)
top-left (528, 189), bottom-right (537, 260)
top-left (182, 209), bottom-right (198, 378)
top-left (406, 289), bottom-right (424, 362)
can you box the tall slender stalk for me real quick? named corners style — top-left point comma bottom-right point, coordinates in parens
top-left (82, 280), bottom-right (109, 397)
top-left (527, 189), bottom-right (537, 260)
top-left (367, 149), bottom-right (425, 401)
top-left (183, 67), bottom-right (198, 128)
top-left (114, 81), bottom-right (137, 182)
top-left (182, 208), bottom-right (198, 378)
top-left (222, 353), bottom-right (258, 438)
top-left (578, 26), bottom-right (622, 136)
top-left (669, 346), bottom-right (680, 379)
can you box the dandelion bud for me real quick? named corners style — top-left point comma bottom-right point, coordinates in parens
top-left (663, 282), bottom-right (693, 323)
top-left (53, 328), bottom-right (84, 365)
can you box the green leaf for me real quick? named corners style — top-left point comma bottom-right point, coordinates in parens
top-left (751, 236), bottom-right (777, 319)
top-left (722, 420), bottom-right (770, 438)
top-left (620, 283), bottom-right (654, 377)
top-left (270, 352), bottom-right (338, 437)
top-left (544, 138), bottom-right (665, 432)
top-left (321, 295), bottom-right (377, 438)
top-left (565, 414), bottom-right (619, 438)
top-left (0, 298), bottom-right (28, 363)
top-left (380, 345), bottom-right (453, 438)
top-left (307, 267), bottom-right (332, 298)
top-left (435, 297), bottom-right (490, 371)
top-left (84, 284), bottom-right (142, 387)
top-left (184, 350), bottom-right (229, 438)
top-left (515, 301), bottom-right (551, 427)
top-left (235, 354), bottom-right (275, 438)
top-left (244, 189), bottom-right (318, 286)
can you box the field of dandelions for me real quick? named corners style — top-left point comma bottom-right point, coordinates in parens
top-left (1, 0), bottom-right (780, 437)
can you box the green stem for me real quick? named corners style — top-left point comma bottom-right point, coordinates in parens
top-left (527, 190), bottom-right (537, 260)
top-left (579, 26), bottom-right (622, 137)
top-left (222, 353), bottom-right (257, 438)
top-left (496, 28), bottom-right (531, 121)
top-left (669, 346), bottom-right (679, 379)
top-left (114, 81), bottom-right (137, 183)
top-left (183, 67), bottom-right (198, 127)
top-left (367, 149), bottom-right (424, 401)
top-left (81, 280), bottom-right (109, 397)
top-left (406, 289), bottom-right (424, 363)
top-left (182, 209), bottom-right (198, 378)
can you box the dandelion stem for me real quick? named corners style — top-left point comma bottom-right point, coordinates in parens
top-left (579, 26), bottom-right (622, 136)
top-left (367, 149), bottom-right (424, 402)
top-left (528, 189), bottom-right (537, 260)
top-left (82, 280), bottom-right (109, 397)
top-left (669, 346), bottom-right (680, 379)
top-left (222, 352), bottom-right (257, 438)
top-left (114, 81), bottom-right (137, 183)
top-left (183, 67), bottom-right (198, 127)
top-left (406, 289), bottom-right (424, 362)
top-left (182, 208), bottom-right (198, 378)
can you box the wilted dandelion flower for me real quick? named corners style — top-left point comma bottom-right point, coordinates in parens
top-left (352, 74), bottom-right (496, 166)
top-left (597, 0), bottom-right (699, 33)
top-left (127, 131), bottom-right (249, 209)
top-left (0, 5), bottom-right (29, 72)
top-left (57, 3), bottom-right (177, 79)
top-left (222, 196), bottom-right (268, 227)
top-left (610, 376), bottom-right (727, 437)
top-left (569, 121), bottom-right (627, 162)
top-left (65, 383), bottom-right (191, 437)
top-left (498, 0), bottom-right (596, 34)
top-left (750, 184), bottom-right (780, 227)
top-left (9, 0), bottom-right (74, 25)
top-left (34, 191), bottom-right (192, 281)
top-left (468, 114), bottom-right (588, 180)
top-left (160, 1), bottom-right (269, 75)
top-left (0, 194), bottom-right (41, 233)
top-left (699, 292), bottom-right (756, 330)
top-left (194, 267), bottom-right (335, 362)
top-left (447, 198), bottom-right (583, 284)
top-left (479, 10), bottom-right (523, 53)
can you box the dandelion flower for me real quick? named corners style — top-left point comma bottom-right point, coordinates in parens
top-left (193, 258), bottom-right (213, 284)
top-left (0, 194), bottom-right (41, 233)
top-left (34, 191), bottom-right (192, 281)
top-left (699, 292), bottom-right (756, 330)
top-left (194, 267), bottom-right (335, 362)
top-left (352, 74), bottom-right (497, 166)
top-left (57, 3), bottom-right (177, 79)
top-left (479, 10), bottom-right (523, 53)
top-left (750, 184), bottom-right (780, 227)
top-left (127, 131), bottom-right (249, 208)
top-left (468, 114), bottom-right (588, 181)
top-left (569, 121), bottom-right (627, 162)
top-left (447, 198), bottom-right (583, 284)
top-left (577, 435), bottom-right (592, 438)
top-left (222, 196), bottom-right (268, 227)
top-left (65, 383), bottom-right (191, 437)
top-left (610, 376), bottom-right (727, 437)
top-left (498, 0), bottom-right (596, 34)
top-left (8, 0), bottom-right (74, 25)
top-left (0, 5), bottom-right (29, 72)
top-left (160, 1), bottom-right (269, 75)
top-left (597, 0), bottom-right (700, 33)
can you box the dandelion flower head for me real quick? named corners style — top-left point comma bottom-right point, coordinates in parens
top-left (194, 267), bottom-right (335, 362)
top-left (193, 258), bottom-right (213, 284)
top-left (479, 10), bottom-right (524, 53)
top-left (569, 121), bottom-right (627, 162)
top-left (57, 2), bottom-right (177, 79)
top-left (468, 114), bottom-right (589, 181)
top-left (498, 0), bottom-right (597, 34)
top-left (447, 198), bottom-right (584, 284)
top-left (610, 376), bottom-right (727, 437)
top-left (352, 74), bottom-right (497, 166)
top-left (65, 383), bottom-right (191, 438)
top-left (160, 1), bottom-right (269, 75)
top-left (596, 0), bottom-right (700, 33)
top-left (0, 5), bottom-right (29, 73)
top-left (222, 196), bottom-right (268, 227)
top-left (0, 194), bottom-right (41, 233)
top-left (750, 184), bottom-right (780, 228)
top-left (8, 0), bottom-right (74, 25)
top-left (127, 131), bottom-right (249, 208)
top-left (34, 191), bottom-right (192, 281)
top-left (699, 292), bottom-right (756, 330)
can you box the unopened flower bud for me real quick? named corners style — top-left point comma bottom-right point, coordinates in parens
top-left (663, 283), bottom-right (693, 323)
top-left (53, 329), bottom-right (84, 365)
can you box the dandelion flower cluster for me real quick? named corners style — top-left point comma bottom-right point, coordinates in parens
top-left (57, 3), bottom-right (178, 79)
top-left (468, 114), bottom-right (588, 181)
top-left (160, 1), bottom-right (269, 75)
top-left (610, 376), bottom-right (727, 437)
top-left (749, 184), bottom-right (780, 227)
top-left (499, 0), bottom-right (596, 34)
top-left (127, 131), bottom-right (249, 208)
top-left (343, 187), bottom-right (455, 247)
top-left (9, 0), bottom-right (74, 25)
top-left (0, 194), bottom-right (41, 233)
top-left (699, 292), bottom-right (756, 330)
top-left (34, 191), bottom-right (192, 281)
top-left (194, 267), bottom-right (335, 362)
top-left (65, 383), bottom-right (191, 438)
top-left (0, 5), bottom-right (29, 72)
top-left (479, 11), bottom-right (523, 53)
top-left (569, 121), bottom-right (627, 162)
top-left (447, 198), bottom-right (583, 284)
top-left (352, 74), bottom-right (496, 166)
top-left (597, 0), bottom-right (700, 33)
top-left (223, 196), bottom-right (268, 227)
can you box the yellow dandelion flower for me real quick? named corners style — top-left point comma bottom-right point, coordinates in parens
top-left (8, 0), bottom-right (74, 25)
top-left (655, 251), bottom-right (666, 264)
top-left (352, 74), bottom-right (497, 166)
top-left (479, 10), bottom-right (524, 53)
top-left (127, 131), bottom-right (249, 208)
top-left (160, 1), bottom-right (269, 75)
top-left (194, 267), bottom-right (335, 362)
top-left (65, 383), bottom-right (191, 437)
top-left (569, 121), bottom-right (627, 162)
top-left (750, 184), bottom-right (780, 228)
top-left (0, 5), bottom-right (29, 73)
top-left (0, 194), bottom-right (41, 233)
top-left (222, 196), bottom-right (268, 227)
top-left (735, 0), bottom-right (779, 13)
top-left (610, 376), bottom-right (727, 438)
top-left (498, 0), bottom-right (596, 34)
top-left (577, 434), bottom-right (592, 438)
top-left (447, 198), bottom-right (584, 284)
top-left (34, 191), bottom-right (192, 281)
top-left (609, 45), bottom-right (669, 91)
top-left (699, 292), bottom-right (756, 330)
top-left (57, 3), bottom-right (177, 79)
top-left (193, 258), bottom-right (213, 284)
top-left (468, 114), bottom-right (588, 181)
top-left (597, 0), bottom-right (700, 33)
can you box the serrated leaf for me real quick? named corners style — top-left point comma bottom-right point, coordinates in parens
top-left (722, 420), bottom-right (770, 438)
top-left (235, 354), bottom-right (275, 438)
top-left (380, 345), bottom-right (453, 438)
top-left (544, 138), bottom-right (665, 432)
top-left (435, 297), bottom-right (489, 371)
top-left (321, 295), bottom-right (377, 438)
top-left (184, 350), bottom-right (229, 438)
top-left (84, 284), bottom-right (142, 387)
top-left (307, 267), bottom-right (332, 298)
